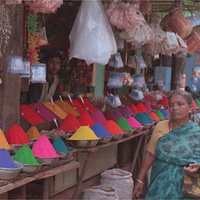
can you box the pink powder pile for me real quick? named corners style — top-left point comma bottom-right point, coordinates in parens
top-left (166, 108), bottom-right (170, 115)
top-left (90, 110), bottom-right (107, 125)
top-left (192, 99), bottom-right (198, 109)
top-left (143, 101), bottom-right (153, 112)
top-left (78, 112), bottom-right (95, 127)
top-left (32, 135), bottom-right (60, 158)
top-left (127, 117), bottom-right (143, 128)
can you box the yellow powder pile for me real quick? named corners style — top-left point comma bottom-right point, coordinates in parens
top-left (55, 100), bottom-right (80, 117)
top-left (26, 126), bottom-right (41, 139)
top-left (0, 128), bottom-right (11, 149)
top-left (43, 102), bottom-right (68, 120)
top-left (69, 126), bottom-right (99, 140)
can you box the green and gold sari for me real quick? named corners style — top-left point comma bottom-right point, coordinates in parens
top-left (146, 121), bottom-right (200, 199)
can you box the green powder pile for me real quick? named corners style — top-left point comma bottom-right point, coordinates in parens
top-left (194, 99), bottom-right (200, 107)
top-left (116, 117), bottom-right (133, 131)
top-left (13, 145), bottom-right (40, 165)
top-left (154, 111), bottom-right (165, 119)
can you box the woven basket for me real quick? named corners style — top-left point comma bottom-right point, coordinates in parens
top-left (139, 0), bottom-right (152, 16)
top-left (160, 13), bottom-right (173, 31)
top-left (185, 31), bottom-right (200, 55)
top-left (167, 12), bottom-right (193, 39)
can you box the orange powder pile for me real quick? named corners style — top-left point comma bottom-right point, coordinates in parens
top-left (0, 129), bottom-right (11, 149)
top-left (43, 102), bottom-right (67, 119)
top-left (54, 100), bottom-right (80, 117)
top-left (130, 104), bottom-right (139, 114)
top-left (68, 126), bottom-right (99, 140)
top-left (136, 102), bottom-right (147, 112)
top-left (149, 112), bottom-right (160, 120)
top-left (103, 120), bottom-right (124, 135)
top-left (26, 126), bottom-right (41, 139)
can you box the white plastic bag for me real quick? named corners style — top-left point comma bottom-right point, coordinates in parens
top-left (100, 168), bottom-right (134, 200)
top-left (69, 0), bottom-right (117, 65)
top-left (82, 184), bottom-right (119, 199)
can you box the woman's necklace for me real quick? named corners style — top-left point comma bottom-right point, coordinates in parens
top-left (169, 120), bottom-right (191, 131)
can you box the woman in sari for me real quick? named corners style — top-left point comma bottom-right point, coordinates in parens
top-left (133, 91), bottom-right (200, 199)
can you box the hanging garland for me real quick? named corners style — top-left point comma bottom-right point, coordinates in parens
top-left (0, 3), bottom-right (12, 57)
top-left (27, 13), bottom-right (39, 65)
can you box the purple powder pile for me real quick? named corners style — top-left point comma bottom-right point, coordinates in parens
top-left (113, 111), bottom-right (125, 119)
top-left (90, 110), bottom-right (107, 125)
top-left (121, 105), bottom-right (133, 115)
top-left (0, 149), bottom-right (16, 168)
top-left (29, 103), bottom-right (59, 121)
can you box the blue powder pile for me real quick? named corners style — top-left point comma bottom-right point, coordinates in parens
top-left (160, 108), bottom-right (170, 117)
top-left (0, 148), bottom-right (16, 168)
top-left (52, 138), bottom-right (69, 152)
top-left (91, 123), bottom-right (112, 137)
top-left (134, 113), bottom-right (151, 125)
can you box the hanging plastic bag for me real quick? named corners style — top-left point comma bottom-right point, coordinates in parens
top-left (82, 184), bottom-right (119, 199)
top-left (107, 94), bottom-right (122, 108)
top-left (36, 27), bottom-right (48, 46)
top-left (107, 73), bottom-right (123, 89)
top-left (131, 74), bottom-right (146, 88)
top-left (69, 0), bottom-right (117, 65)
top-left (108, 53), bottom-right (124, 68)
top-left (30, 63), bottom-right (46, 83)
top-left (116, 32), bottom-right (125, 50)
top-left (134, 55), bottom-right (147, 69)
top-left (122, 72), bottom-right (133, 86)
top-left (129, 89), bottom-right (144, 101)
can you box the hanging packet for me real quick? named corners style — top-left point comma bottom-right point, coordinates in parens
top-left (108, 53), bottom-right (124, 68)
top-left (30, 63), bottom-right (46, 83)
top-left (107, 73), bottom-right (123, 89)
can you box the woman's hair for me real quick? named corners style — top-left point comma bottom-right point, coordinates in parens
top-left (168, 91), bottom-right (193, 106)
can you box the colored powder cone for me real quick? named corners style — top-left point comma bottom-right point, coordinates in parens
top-left (113, 111), bottom-right (125, 119)
top-left (30, 103), bottom-right (59, 121)
top-left (43, 102), bottom-right (67, 120)
top-left (143, 94), bottom-right (154, 102)
top-left (6, 124), bottom-right (31, 145)
top-left (194, 99), bottom-right (200, 107)
top-left (149, 112), bottom-right (160, 120)
top-left (78, 112), bottom-right (95, 127)
top-left (116, 117), bottom-right (133, 131)
top-left (0, 129), bottom-right (11, 150)
top-left (157, 96), bottom-right (169, 107)
top-left (26, 126), bottom-right (41, 139)
top-left (104, 110), bottom-right (117, 122)
top-left (143, 101), bottom-right (153, 112)
top-left (192, 99), bottom-right (198, 109)
top-left (54, 100), bottom-right (80, 117)
top-left (136, 102), bottom-right (147, 113)
top-left (58, 113), bottom-right (80, 132)
top-left (69, 126), bottom-right (99, 140)
top-left (77, 98), bottom-right (97, 113)
top-left (67, 99), bottom-right (86, 114)
top-left (103, 120), bottom-right (124, 134)
top-left (143, 112), bottom-right (154, 123)
top-left (13, 145), bottom-right (40, 165)
top-left (134, 113), bottom-right (151, 125)
top-left (0, 149), bottom-right (16, 168)
top-left (154, 111), bottom-right (165, 119)
top-left (127, 117), bottom-right (143, 128)
top-left (53, 138), bottom-right (68, 152)
top-left (32, 135), bottom-right (60, 158)
top-left (20, 105), bottom-right (45, 125)
top-left (91, 123), bottom-right (112, 137)
top-left (166, 108), bottom-right (170, 115)
top-left (121, 105), bottom-right (133, 115)
top-left (90, 110), bottom-right (107, 125)
top-left (160, 108), bottom-right (170, 117)
top-left (130, 104), bottom-right (139, 114)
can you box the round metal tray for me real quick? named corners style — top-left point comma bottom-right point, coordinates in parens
top-left (0, 161), bottom-right (24, 180)
top-left (99, 136), bottom-right (113, 144)
top-left (69, 139), bottom-right (99, 148)
top-left (134, 127), bottom-right (143, 132)
top-left (112, 133), bottom-right (124, 141)
top-left (124, 130), bottom-right (134, 137)
top-left (12, 142), bottom-right (32, 154)
top-left (57, 147), bottom-right (76, 159)
top-left (35, 156), bottom-right (59, 166)
top-left (22, 160), bottom-right (44, 173)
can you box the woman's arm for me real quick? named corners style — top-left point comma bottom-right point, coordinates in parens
top-left (133, 151), bottom-right (155, 198)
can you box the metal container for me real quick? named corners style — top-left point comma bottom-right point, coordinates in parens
top-left (21, 159), bottom-right (44, 173)
top-left (57, 147), bottom-right (76, 159)
top-left (35, 156), bottom-right (59, 166)
top-left (0, 161), bottom-right (24, 180)
top-left (124, 130), bottom-right (134, 137)
top-left (99, 136), bottom-right (113, 144)
top-left (112, 133), bottom-right (123, 141)
top-left (69, 139), bottom-right (99, 148)
top-left (12, 142), bottom-right (33, 154)
top-left (7, 145), bottom-right (14, 155)
top-left (134, 127), bottom-right (143, 132)
top-left (143, 124), bottom-right (152, 130)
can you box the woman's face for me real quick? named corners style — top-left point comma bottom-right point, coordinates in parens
top-left (169, 94), bottom-right (192, 121)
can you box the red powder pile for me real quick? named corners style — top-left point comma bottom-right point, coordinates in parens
top-left (103, 120), bottom-right (124, 134)
top-left (130, 104), bottom-right (139, 114)
top-left (77, 98), bottom-right (97, 113)
top-left (104, 110), bottom-right (117, 122)
top-left (90, 110), bottom-right (107, 125)
top-left (136, 102), bottom-right (147, 113)
top-left (149, 112), bottom-right (160, 120)
top-left (143, 94), bottom-right (154, 102)
top-left (78, 112), bottom-right (95, 127)
top-left (58, 113), bottom-right (80, 132)
top-left (157, 96), bottom-right (169, 107)
top-left (67, 99), bottom-right (86, 114)
top-left (20, 105), bottom-right (46, 125)
top-left (6, 124), bottom-right (31, 145)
